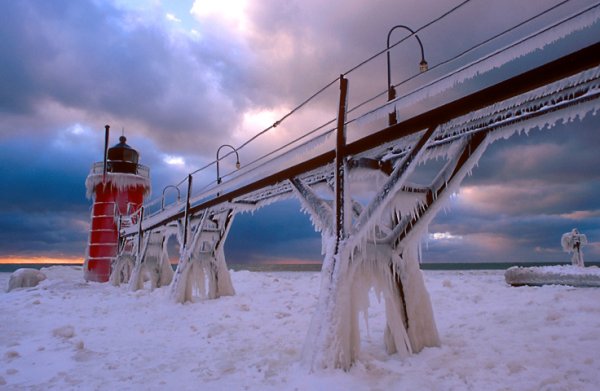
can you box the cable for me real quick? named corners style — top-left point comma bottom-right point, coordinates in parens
top-left (342, 0), bottom-right (472, 77)
top-left (236, 78), bottom-right (339, 152)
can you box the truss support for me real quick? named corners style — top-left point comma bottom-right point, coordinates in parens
top-left (109, 252), bottom-right (135, 287)
top-left (127, 229), bottom-right (174, 291)
top-left (169, 209), bottom-right (236, 303)
top-left (397, 131), bottom-right (489, 245)
top-left (183, 174), bottom-right (193, 248)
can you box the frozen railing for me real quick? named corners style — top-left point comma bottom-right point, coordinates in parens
top-left (90, 161), bottom-right (150, 179)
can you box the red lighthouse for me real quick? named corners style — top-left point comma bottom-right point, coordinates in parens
top-left (84, 126), bottom-right (151, 282)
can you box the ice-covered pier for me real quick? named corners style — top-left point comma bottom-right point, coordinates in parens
top-left (111, 5), bottom-right (600, 370)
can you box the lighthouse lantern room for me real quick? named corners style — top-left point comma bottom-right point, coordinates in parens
top-left (84, 125), bottom-right (151, 282)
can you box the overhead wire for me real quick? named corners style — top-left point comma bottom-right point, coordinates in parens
top-left (174, 0), bottom-right (476, 192)
top-left (159, 0), bottom-right (588, 204)
top-left (342, 0), bottom-right (472, 77)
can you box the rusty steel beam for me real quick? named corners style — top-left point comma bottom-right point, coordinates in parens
top-left (335, 75), bottom-right (349, 246)
top-left (345, 41), bottom-right (600, 157)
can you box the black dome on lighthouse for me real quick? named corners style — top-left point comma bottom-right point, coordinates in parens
top-left (107, 135), bottom-right (140, 173)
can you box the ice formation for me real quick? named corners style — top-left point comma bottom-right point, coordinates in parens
top-left (85, 172), bottom-right (152, 200)
top-left (505, 265), bottom-right (600, 287)
top-left (110, 3), bottom-right (600, 371)
top-left (109, 253), bottom-right (135, 286)
top-left (561, 228), bottom-right (588, 267)
top-left (128, 230), bottom-right (174, 292)
top-left (169, 211), bottom-right (235, 303)
top-left (108, 226), bottom-right (174, 290)
top-left (115, 60), bottom-right (599, 369)
top-left (301, 236), bottom-right (441, 370)
top-left (297, 118), bottom-right (493, 369)
top-left (7, 268), bottom-right (47, 292)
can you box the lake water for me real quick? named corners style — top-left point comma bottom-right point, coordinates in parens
top-left (2, 261), bottom-right (594, 274)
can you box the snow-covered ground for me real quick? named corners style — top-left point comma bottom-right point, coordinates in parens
top-left (1, 266), bottom-right (599, 390)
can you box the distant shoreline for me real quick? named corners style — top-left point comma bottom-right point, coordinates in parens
top-left (1, 262), bottom-right (598, 274)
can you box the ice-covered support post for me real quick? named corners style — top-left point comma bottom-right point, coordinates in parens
top-left (203, 210), bottom-right (236, 299)
top-left (169, 209), bottom-right (236, 303)
top-left (109, 253), bottom-right (135, 286)
top-left (170, 175), bottom-right (194, 302)
top-left (126, 229), bottom-right (174, 291)
top-left (561, 228), bottom-right (588, 267)
top-left (110, 214), bottom-right (137, 286)
top-left (300, 114), bottom-right (490, 369)
top-left (300, 75), bottom-right (367, 370)
top-left (128, 207), bottom-right (148, 291)
top-left (335, 75), bottom-right (350, 251)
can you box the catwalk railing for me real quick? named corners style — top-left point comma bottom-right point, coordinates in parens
top-left (121, 41), bottom-right (600, 240)
top-left (120, 3), bottom-right (600, 241)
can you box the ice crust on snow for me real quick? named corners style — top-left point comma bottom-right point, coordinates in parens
top-left (3, 267), bottom-right (600, 390)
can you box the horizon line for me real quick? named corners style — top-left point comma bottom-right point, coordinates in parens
top-left (0, 257), bottom-right (84, 265)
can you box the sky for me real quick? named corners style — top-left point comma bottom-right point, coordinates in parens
top-left (0, 0), bottom-right (599, 265)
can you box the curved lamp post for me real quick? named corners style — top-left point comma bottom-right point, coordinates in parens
top-left (216, 144), bottom-right (241, 185)
top-left (161, 185), bottom-right (181, 210)
top-left (386, 24), bottom-right (428, 125)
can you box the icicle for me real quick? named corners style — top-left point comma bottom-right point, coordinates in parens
top-left (170, 213), bottom-right (207, 303)
top-left (437, 66), bottom-right (600, 143)
top-left (85, 172), bottom-right (152, 199)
